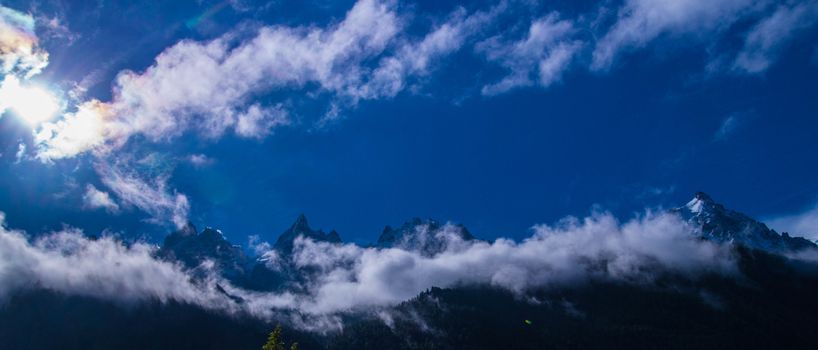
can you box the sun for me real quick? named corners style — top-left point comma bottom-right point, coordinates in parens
top-left (0, 76), bottom-right (61, 125)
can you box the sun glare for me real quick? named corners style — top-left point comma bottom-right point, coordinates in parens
top-left (0, 76), bottom-right (60, 126)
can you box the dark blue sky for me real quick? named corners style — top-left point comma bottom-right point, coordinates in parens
top-left (1, 0), bottom-right (817, 245)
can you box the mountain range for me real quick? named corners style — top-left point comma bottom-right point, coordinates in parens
top-left (158, 192), bottom-right (817, 291)
top-left (2, 192), bottom-right (818, 349)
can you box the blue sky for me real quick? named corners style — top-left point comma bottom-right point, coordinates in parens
top-left (0, 0), bottom-right (817, 245)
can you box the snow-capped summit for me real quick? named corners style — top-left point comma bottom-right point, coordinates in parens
top-left (674, 192), bottom-right (815, 252)
top-left (685, 192), bottom-right (714, 214)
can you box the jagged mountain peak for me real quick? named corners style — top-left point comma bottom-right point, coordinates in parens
top-left (684, 191), bottom-right (719, 214)
top-left (291, 213), bottom-right (309, 231)
top-left (163, 222), bottom-right (198, 248)
top-left (378, 217), bottom-right (475, 256)
top-left (158, 224), bottom-right (249, 282)
top-left (178, 221), bottom-right (198, 236)
top-left (675, 192), bottom-right (815, 252)
top-left (327, 229), bottom-right (341, 242)
top-left (274, 214), bottom-right (342, 254)
top-left (694, 191), bottom-right (714, 202)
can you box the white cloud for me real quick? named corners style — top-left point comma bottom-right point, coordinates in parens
top-left (0, 212), bottom-right (303, 321)
top-left (95, 162), bottom-right (189, 228)
top-left (82, 184), bottom-right (120, 213)
top-left (234, 103), bottom-right (289, 138)
top-left (591, 0), bottom-right (759, 70)
top-left (734, 1), bottom-right (818, 73)
top-left (35, 0), bottom-right (401, 159)
top-left (33, 0), bottom-right (506, 158)
top-left (249, 234), bottom-right (282, 271)
top-left (35, 100), bottom-right (113, 161)
top-left (36, 14), bottom-right (80, 45)
top-left (357, 2), bottom-right (506, 100)
top-left (478, 13), bottom-right (580, 95)
top-left (285, 212), bottom-right (736, 314)
top-left (766, 202), bottom-right (818, 241)
top-left (31, 0), bottom-right (818, 161)
top-left (188, 153), bottom-right (215, 168)
top-left (0, 213), bottom-right (232, 307)
top-left (0, 6), bottom-right (49, 77)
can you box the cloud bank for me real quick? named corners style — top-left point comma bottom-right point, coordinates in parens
top-left (287, 212), bottom-right (735, 314)
top-left (0, 212), bottom-right (234, 308)
top-left (0, 209), bottom-right (738, 330)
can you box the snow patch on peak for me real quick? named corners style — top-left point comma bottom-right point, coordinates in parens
top-left (686, 197), bottom-right (704, 214)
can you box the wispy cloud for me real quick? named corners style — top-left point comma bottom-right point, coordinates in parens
top-left (357, 2), bottom-right (507, 100)
top-left (95, 161), bottom-right (189, 228)
top-left (478, 13), bottom-right (580, 95)
top-left (591, 0), bottom-right (758, 71)
top-left (35, 13), bottom-right (80, 45)
top-left (714, 114), bottom-right (742, 141)
top-left (734, 1), bottom-right (818, 73)
top-left (82, 184), bottom-right (120, 213)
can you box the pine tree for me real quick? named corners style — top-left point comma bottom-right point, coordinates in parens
top-left (262, 325), bottom-right (297, 350)
top-left (262, 325), bottom-right (283, 350)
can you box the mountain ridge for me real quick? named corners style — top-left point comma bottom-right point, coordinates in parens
top-left (674, 191), bottom-right (815, 252)
top-left (157, 192), bottom-right (817, 291)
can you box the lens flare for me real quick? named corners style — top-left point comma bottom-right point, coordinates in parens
top-left (0, 75), bottom-right (60, 125)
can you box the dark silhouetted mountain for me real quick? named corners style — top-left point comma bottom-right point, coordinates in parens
top-left (674, 192), bottom-right (816, 252)
top-left (377, 218), bottom-right (476, 256)
top-left (158, 222), bottom-right (250, 283)
top-left (273, 214), bottom-right (342, 254)
top-left (246, 214), bottom-right (342, 291)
